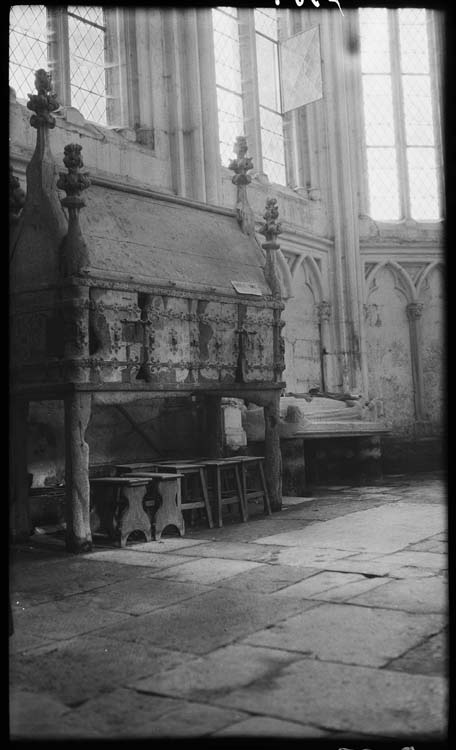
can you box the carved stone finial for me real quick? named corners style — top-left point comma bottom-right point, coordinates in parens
top-left (57, 144), bottom-right (91, 277)
top-left (259, 197), bottom-right (282, 247)
top-left (228, 135), bottom-right (255, 235)
top-left (10, 167), bottom-right (26, 224)
top-left (27, 69), bottom-right (60, 129)
top-left (57, 144), bottom-right (91, 209)
top-left (229, 136), bottom-right (254, 187)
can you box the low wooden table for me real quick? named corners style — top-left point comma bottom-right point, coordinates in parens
top-left (90, 477), bottom-right (152, 548)
top-left (236, 456), bottom-right (272, 516)
top-left (117, 471), bottom-right (185, 541)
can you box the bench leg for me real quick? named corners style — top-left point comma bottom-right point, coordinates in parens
top-left (199, 468), bottom-right (214, 529)
top-left (153, 479), bottom-right (185, 541)
top-left (118, 486), bottom-right (152, 548)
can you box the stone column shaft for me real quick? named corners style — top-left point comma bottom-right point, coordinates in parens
top-left (263, 391), bottom-right (282, 511)
top-left (407, 302), bottom-right (426, 422)
top-left (64, 392), bottom-right (92, 552)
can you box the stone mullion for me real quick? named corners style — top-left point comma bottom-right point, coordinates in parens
top-left (389, 11), bottom-right (411, 221)
top-left (196, 9), bottom-right (223, 206)
top-left (47, 7), bottom-right (71, 107)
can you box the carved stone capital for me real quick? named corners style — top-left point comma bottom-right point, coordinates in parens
top-left (27, 69), bottom-right (60, 129)
top-left (229, 135), bottom-right (253, 187)
top-left (317, 300), bottom-right (332, 322)
top-left (259, 197), bottom-right (282, 249)
top-left (406, 302), bottom-right (424, 321)
top-left (57, 144), bottom-right (91, 209)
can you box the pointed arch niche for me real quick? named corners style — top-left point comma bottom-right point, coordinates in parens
top-left (417, 262), bottom-right (445, 430)
top-left (364, 262), bottom-right (416, 434)
top-left (282, 255), bottom-right (327, 394)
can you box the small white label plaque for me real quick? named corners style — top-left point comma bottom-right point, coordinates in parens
top-left (231, 281), bottom-right (263, 296)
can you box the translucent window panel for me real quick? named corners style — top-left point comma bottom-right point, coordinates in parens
top-left (358, 7), bottom-right (391, 74)
top-left (212, 8), bottom-right (242, 94)
top-left (407, 147), bottom-right (440, 220)
top-left (256, 34), bottom-right (281, 112)
top-left (254, 8), bottom-right (278, 41)
top-left (402, 75), bottom-right (435, 146)
top-left (260, 107), bottom-right (286, 185)
top-left (362, 75), bottom-right (396, 146)
top-left (398, 12), bottom-right (429, 74)
top-left (9, 5), bottom-right (48, 100)
top-left (216, 88), bottom-right (244, 166)
top-left (366, 147), bottom-right (401, 220)
top-left (68, 6), bottom-right (105, 27)
top-left (68, 8), bottom-right (106, 124)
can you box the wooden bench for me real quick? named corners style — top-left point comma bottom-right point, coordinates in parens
top-left (90, 477), bottom-right (153, 548)
top-left (118, 472), bottom-right (185, 541)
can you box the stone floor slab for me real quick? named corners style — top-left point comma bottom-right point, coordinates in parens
top-left (172, 540), bottom-right (283, 563)
top-left (218, 564), bottom-right (320, 594)
top-left (213, 659), bottom-right (448, 737)
top-left (12, 599), bottom-right (131, 641)
top-left (134, 701), bottom-right (248, 737)
top-left (386, 627), bottom-right (448, 676)
top-left (255, 502), bottom-right (446, 553)
top-left (212, 716), bottom-right (331, 737)
top-left (132, 538), bottom-right (209, 552)
top-left (63, 577), bottom-right (211, 616)
top-left (9, 689), bottom-right (73, 739)
top-left (373, 550), bottom-right (447, 572)
top-left (131, 643), bottom-right (305, 700)
top-left (9, 634), bottom-right (197, 706)
top-left (275, 571), bottom-right (364, 598)
top-left (347, 576), bottom-right (448, 614)
top-left (96, 588), bottom-right (314, 655)
top-left (81, 549), bottom-right (189, 569)
top-left (148, 556), bottom-right (262, 584)
top-left (310, 576), bottom-right (390, 602)
top-left (243, 603), bottom-right (445, 667)
top-left (274, 547), bottom-right (355, 568)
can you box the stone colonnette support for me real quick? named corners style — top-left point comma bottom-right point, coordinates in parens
top-left (10, 399), bottom-right (31, 541)
top-left (406, 302), bottom-right (426, 424)
top-left (64, 392), bottom-right (92, 552)
top-left (263, 391), bottom-right (282, 511)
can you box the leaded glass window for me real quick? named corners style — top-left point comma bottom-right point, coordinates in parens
top-left (359, 7), bottom-right (441, 222)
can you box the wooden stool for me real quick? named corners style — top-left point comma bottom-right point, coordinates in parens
top-left (90, 477), bottom-right (152, 547)
top-left (121, 472), bottom-right (185, 541)
top-left (151, 462), bottom-right (214, 529)
top-left (236, 456), bottom-right (272, 516)
top-left (202, 458), bottom-right (247, 528)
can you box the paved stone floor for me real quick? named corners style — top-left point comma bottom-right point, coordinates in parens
top-left (9, 471), bottom-right (448, 742)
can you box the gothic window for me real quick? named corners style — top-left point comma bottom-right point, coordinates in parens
top-left (212, 6), bottom-right (287, 186)
top-left (359, 8), bottom-right (442, 222)
top-left (9, 5), bottom-right (110, 126)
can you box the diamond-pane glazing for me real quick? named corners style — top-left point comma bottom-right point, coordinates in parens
top-left (366, 147), bottom-right (400, 221)
top-left (362, 75), bottom-right (396, 146)
top-left (216, 88), bottom-right (244, 166)
top-left (399, 19), bottom-right (429, 73)
top-left (407, 147), bottom-right (440, 220)
top-left (68, 9), bottom-right (106, 124)
top-left (256, 33), bottom-right (281, 112)
top-left (9, 5), bottom-right (48, 100)
top-left (212, 8), bottom-right (243, 167)
top-left (260, 107), bottom-right (285, 184)
top-left (359, 7), bottom-right (390, 74)
top-left (402, 75), bottom-right (434, 146)
top-left (254, 8), bottom-right (278, 41)
top-left (68, 6), bottom-right (105, 27)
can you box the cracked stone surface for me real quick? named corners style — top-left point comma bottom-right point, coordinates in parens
top-left (242, 603), bottom-right (446, 667)
top-left (212, 659), bottom-right (447, 738)
top-left (9, 471), bottom-right (448, 739)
